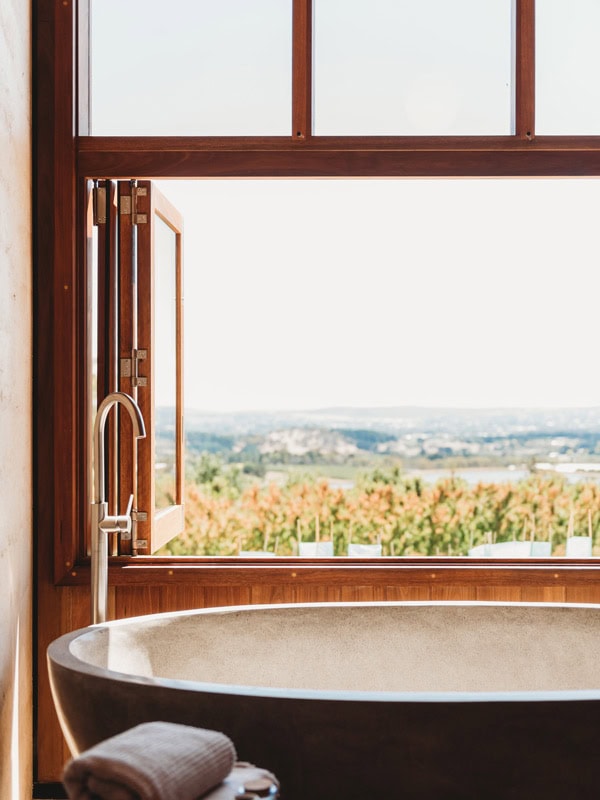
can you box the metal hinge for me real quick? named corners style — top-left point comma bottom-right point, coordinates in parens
top-left (120, 348), bottom-right (148, 387)
top-left (120, 185), bottom-right (147, 224)
top-left (132, 508), bottom-right (148, 551)
top-left (121, 511), bottom-right (147, 542)
top-left (92, 183), bottom-right (107, 225)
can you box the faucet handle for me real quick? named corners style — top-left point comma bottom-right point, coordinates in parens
top-left (117, 494), bottom-right (135, 538)
top-left (118, 494), bottom-right (135, 540)
top-left (99, 495), bottom-right (134, 537)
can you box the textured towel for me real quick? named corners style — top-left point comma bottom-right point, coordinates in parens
top-left (62, 721), bottom-right (236, 800)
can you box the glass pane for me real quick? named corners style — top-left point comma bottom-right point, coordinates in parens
top-left (536, 0), bottom-right (600, 134)
top-left (314, 0), bottom-right (514, 135)
top-left (90, 0), bottom-right (292, 135)
top-left (154, 216), bottom-right (178, 510)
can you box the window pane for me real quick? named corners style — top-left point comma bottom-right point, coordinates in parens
top-left (313, 0), bottom-right (514, 135)
top-left (90, 0), bottom-right (292, 135)
top-left (154, 216), bottom-right (178, 510)
top-left (536, 0), bottom-right (600, 134)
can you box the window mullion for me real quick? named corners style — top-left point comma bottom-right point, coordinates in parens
top-left (515, 0), bottom-right (535, 139)
top-left (292, 0), bottom-right (313, 139)
top-left (116, 179), bottom-right (141, 556)
top-left (134, 181), bottom-right (154, 555)
top-left (95, 180), bottom-right (120, 552)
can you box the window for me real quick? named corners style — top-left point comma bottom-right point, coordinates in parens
top-left (36, 0), bottom-right (600, 582)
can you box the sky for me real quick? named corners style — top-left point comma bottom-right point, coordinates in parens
top-left (91, 1), bottom-right (600, 412)
top-left (155, 177), bottom-right (600, 412)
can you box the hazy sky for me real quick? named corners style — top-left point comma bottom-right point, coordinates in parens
top-left (91, 0), bottom-right (600, 138)
top-left (156, 177), bottom-right (600, 412)
top-left (91, 1), bottom-right (600, 411)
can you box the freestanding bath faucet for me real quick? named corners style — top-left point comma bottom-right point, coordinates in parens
top-left (91, 392), bottom-right (146, 624)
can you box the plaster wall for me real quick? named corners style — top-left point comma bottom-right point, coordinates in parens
top-left (0, 2), bottom-right (33, 799)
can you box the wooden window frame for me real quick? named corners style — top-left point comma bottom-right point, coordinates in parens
top-left (35, 0), bottom-right (600, 589)
top-left (91, 179), bottom-right (185, 556)
top-left (127, 181), bottom-right (185, 554)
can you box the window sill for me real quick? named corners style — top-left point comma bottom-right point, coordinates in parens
top-left (58, 556), bottom-right (600, 587)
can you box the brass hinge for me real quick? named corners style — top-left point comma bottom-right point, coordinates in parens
top-left (120, 185), bottom-right (147, 224)
top-left (92, 184), bottom-right (107, 225)
top-left (120, 348), bottom-right (148, 387)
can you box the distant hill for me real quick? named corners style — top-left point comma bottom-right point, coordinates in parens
top-left (171, 406), bottom-right (600, 467)
top-left (182, 405), bottom-right (600, 437)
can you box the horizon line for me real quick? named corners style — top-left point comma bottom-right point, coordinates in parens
top-left (181, 404), bottom-right (600, 415)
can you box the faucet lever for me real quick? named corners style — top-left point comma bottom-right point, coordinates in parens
top-left (119, 494), bottom-right (135, 541)
top-left (99, 494), bottom-right (135, 536)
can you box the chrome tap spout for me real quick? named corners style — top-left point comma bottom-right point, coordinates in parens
top-left (91, 392), bottom-right (146, 624)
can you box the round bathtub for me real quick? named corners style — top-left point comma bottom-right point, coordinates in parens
top-left (48, 602), bottom-right (600, 799)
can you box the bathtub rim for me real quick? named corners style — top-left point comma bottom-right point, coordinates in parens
top-left (47, 600), bottom-right (600, 705)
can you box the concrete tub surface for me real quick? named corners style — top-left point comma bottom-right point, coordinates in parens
top-left (48, 601), bottom-right (600, 799)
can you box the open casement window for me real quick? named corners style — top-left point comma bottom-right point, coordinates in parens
top-left (93, 179), bottom-right (184, 556)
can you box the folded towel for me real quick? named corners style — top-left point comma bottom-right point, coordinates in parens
top-left (62, 721), bottom-right (236, 800)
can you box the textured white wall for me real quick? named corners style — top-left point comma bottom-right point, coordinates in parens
top-left (0, 1), bottom-right (33, 799)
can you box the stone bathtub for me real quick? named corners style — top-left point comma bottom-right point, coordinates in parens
top-left (48, 602), bottom-right (600, 799)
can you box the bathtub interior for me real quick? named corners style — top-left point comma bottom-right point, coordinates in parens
top-left (68, 603), bottom-right (600, 694)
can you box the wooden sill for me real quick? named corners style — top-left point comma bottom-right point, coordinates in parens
top-left (58, 557), bottom-right (600, 587)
